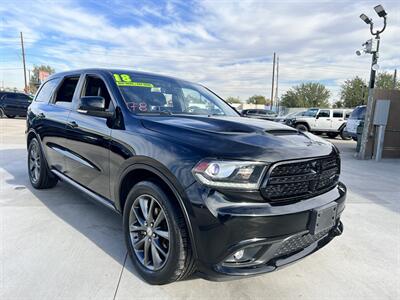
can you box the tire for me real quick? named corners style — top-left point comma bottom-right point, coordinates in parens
top-left (28, 138), bottom-right (58, 189)
top-left (340, 129), bottom-right (352, 140)
top-left (327, 132), bottom-right (339, 139)
top-left (6, 114), bottom-right (15, 118)
top-left (0, 108), bottom-right (5, 118)
top-left (123, 181), bottom-right (194, 285)
top-left (352, 137), bottom-right (357, 141)
top-left (295, 123), bottom-right (308, 132)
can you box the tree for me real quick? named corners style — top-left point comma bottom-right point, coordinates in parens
top-left (280, 82), bottom-right (330, 108)
top-left (333, 100), bottom-right (344, 108)
top-left (375, 71), bottom-right (400, 90)
top-left (339, 76), bottom-right (368, 108)
top-left (29, 65), bottom-right (55, 93)
top-left (247, 95), bottom-right (270, 105)
top-left (226, 96), bottom-right (241, 104)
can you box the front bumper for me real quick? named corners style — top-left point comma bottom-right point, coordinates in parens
top-left (185, 182), bottom-right (346, 280)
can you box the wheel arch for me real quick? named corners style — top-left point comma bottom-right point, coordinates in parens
top-left (116, 159), bottom-right (198, 258)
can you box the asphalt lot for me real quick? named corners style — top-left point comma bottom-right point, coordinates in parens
top-left (0, 118), bottom-right (399, 300)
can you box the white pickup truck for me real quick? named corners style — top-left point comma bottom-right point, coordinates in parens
top-left (287, 108), bottom-right (353, 140)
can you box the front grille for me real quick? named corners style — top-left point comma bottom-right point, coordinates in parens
top-left (262, 155), bottom-right (340, 203)
top-left (274, 228), bottom-right (330, 258)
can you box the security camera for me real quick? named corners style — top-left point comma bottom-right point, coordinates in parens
top-left (374, 5), bottom-right (387, 18)
top-left (360, 13), bottom-right (372, 24)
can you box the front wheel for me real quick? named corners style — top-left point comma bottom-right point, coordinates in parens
top-left (340, 129), bottom-right (351, 140)
top-left (123, 181), bottom-right (194, 285)
top-left (5, 114), bottom-right (15, 118)
top-left (295, 123), bottom-right (308, 132)
top-left (28, 138), bottom-right (58, 189)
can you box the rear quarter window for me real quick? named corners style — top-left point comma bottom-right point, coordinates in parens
top-left (35, 78), bottom-right (61, 103)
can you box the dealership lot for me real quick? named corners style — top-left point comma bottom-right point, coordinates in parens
top-left (0, 118), bottom-right (399, 299)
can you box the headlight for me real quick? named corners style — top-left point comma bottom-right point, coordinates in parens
top-left (192, 159), bottom-right (267, 190)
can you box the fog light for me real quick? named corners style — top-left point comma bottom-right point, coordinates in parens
top-left (233, 249), bottom-right (244, 260)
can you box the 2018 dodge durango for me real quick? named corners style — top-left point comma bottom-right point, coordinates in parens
top-left (26, 69), bottom-right (346, 285)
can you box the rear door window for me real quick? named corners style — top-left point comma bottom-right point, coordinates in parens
top-left (333, 110), bottom-right (343, 118)
top-left (53, 77), bottom-right (80, 108)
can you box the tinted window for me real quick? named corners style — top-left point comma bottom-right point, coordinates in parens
top-left (318, 110), bottom-right (330, 118)
top-left (54, 77), bottom-right (79, 106)
top-left (304, 108), bottom-right (319, 117)
top-left (82, 76), bottom-right (112, 110)
top-left (115, 72), bottom-right (238, 116)
top-left (333, 110), bottom-right (343, 118)
top-left (349, 106), bottom-right (366, 120)
top-left (35, 79), bottom-right (59, 102)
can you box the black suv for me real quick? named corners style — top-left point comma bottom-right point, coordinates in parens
top-left (0, 91), bottom-right (32, 118)
top-left (26, 69), bottom-right (346, 285)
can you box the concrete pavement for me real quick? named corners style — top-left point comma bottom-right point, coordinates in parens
top-left (1, 118), bottom-right (399, 299)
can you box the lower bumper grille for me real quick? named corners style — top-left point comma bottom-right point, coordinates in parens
top-left (274, 228), bottom-right (330, 258)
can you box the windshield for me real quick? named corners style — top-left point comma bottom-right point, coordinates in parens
top-left (113, 72), bottom-right (238, 116)
top-left (303, 108), bottom-right (319, 117)
top-left (349, 106), bottom-right (366, 120)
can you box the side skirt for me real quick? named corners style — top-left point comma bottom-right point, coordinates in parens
top-left (51, 169), bottom-right (119, 213)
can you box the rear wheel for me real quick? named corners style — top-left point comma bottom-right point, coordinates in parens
top-left (6, 114), bottom-right (15, 118)
top-left (28, 138), bottom-right (58, 189)
top-left (340, 129), bottom-right (351, 140)
top-left (123, 181), bottom-right (194, 285)
top-left (0, 108), bottom-right (5, 118)
top-left (295, 123), bottom-right (308, 132)
top-left (327, 132), bottom-right (339, 139)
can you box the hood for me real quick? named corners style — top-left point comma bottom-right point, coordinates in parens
top-left (140, 115), bottom-right (336, 162)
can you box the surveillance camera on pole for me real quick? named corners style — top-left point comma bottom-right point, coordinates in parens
top-left (357, 4), bottom-right (388, 160)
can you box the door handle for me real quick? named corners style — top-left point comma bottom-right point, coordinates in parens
top-left (68, 121), bottom-right (78, 128)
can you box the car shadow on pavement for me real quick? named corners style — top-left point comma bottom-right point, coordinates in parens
top-left (0, 148), bottom-right (199, 284)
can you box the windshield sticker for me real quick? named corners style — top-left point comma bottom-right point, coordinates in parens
top-left (113, 73), bottom-right (154, 88)
top-left (151, 87), bottom-right (161, 92)
top-left (127, 102), bottom-right (148, 112)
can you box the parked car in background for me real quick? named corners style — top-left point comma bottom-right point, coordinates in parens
top-left (274, 110), bottom-right (306, 124)
top-left (26, 68), bottom-right (346, 285)
top-left (287, 108), bottom-right (352, 140)
top-left (344, 105), bottom-right (366, 141)
top-left (242, 109), bottom-right (277, 121)
top-left (0, 92), bottom-right (32, 118)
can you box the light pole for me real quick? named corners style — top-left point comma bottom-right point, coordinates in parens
top-left (357, 4), bottom-right (387, 160)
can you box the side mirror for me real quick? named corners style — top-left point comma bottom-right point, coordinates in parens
top-left (78, 96), bottom-right (113, 118)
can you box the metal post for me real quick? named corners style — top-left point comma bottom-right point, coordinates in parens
top-left (270, 52), bottom-right (276, 110)
top-left (20, 32), bottom-right (28, 92)
top-left (375, 125), bottom-right (386, 161)
top-left (275, 56), bottom-right (279, 113)
top-left (358, 37), bottom-right (380, 159)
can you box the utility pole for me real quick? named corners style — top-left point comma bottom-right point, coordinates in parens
top-left (393, 69), bottom-right (397, 89)
top-left (270, 52), bottom-right (276, 110)
top-left (275, 56), bottom-right (279, 113)
top-left (20, 32), bottom-right (28, 92)
top-left (358, 5), bottom-right (387, 160)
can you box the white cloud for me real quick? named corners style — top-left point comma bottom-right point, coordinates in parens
top-left (1, 0), bottom-right (399, 103)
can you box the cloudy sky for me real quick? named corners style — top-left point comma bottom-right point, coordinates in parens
top-left (1, 0), bottom-right (399, 102)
